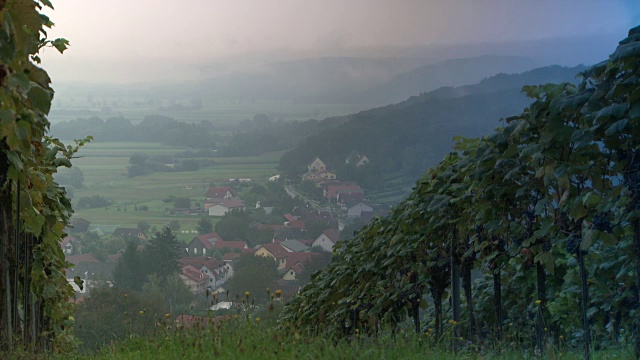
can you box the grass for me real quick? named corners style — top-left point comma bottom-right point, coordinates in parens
top-left (66, 141), bottom-right (285, 233)
top-left (57, 319), bottom-right (634, 360)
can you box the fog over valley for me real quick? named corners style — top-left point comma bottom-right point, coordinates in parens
top-left (2, 1), bottom-right (640, 358)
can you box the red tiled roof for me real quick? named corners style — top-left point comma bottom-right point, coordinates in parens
top-left (213, 241), bottom-right (247, 250)
top-left (205, 186), bottom-right (238, 199)
top-left (322, 228), bottom-right (340, 243)
top-left (191, 232), bottom-right (223, 249)
top-left (66, 253), bottom-right (100, 265)
top-left (285, 252), bottom-right (314, 267)
top-left (259, 243), bottom-right (289, 259)
top-left (60, 236), bottom-right (76, 248)
top-left (179, 257), bottom-right (224, 271)
top-left (106, 253), bottom-right (123, 263)
top-left (283, 214), bottom-right (297, 222)
top-left (289, 262), bottom-right (305, 274)
top-left (222, 252), bottom-right (241, 261)
top-left (181, 265), bottom-right (207, 283)
top-left (325, 183), bottom-right (362, 199)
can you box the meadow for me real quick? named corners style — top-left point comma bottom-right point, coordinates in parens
top-left (67, 141), bottom-right (284, 240)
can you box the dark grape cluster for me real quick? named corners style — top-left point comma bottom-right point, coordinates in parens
top-left (565, 234), bottom-right (583, 255)
top-left (564, 235), bottom-right (580, 255)
top-left (524, 209), bottom-right (536, 224)
top-left (593, 212), bottom-right (612, 233)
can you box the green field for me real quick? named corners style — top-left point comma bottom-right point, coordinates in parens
top-left (67, 141), bottom-right (284, 237)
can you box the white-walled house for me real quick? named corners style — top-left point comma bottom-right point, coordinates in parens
top-left (206, 199), bottom-right (246, 216)
top-left (312, 228), bottom-right (340, 252)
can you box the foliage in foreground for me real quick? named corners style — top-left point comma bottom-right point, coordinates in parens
top-left (281, 25), bottom-right (640, 359)
top-left (0, 0), bottom-right (89, 353)
top-left (56, 319), bottom-right (633, 360)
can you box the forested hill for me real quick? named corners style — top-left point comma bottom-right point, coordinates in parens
top-left (277, 65), bottom-right (585, 195)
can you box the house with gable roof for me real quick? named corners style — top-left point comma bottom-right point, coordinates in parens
top-left (60, 236), bottom-right (80, 255)
top-left (312, 228), bottom-right (340, 252)
top-left (255, 243), bottom-right (290, 270)
top-left (180, 265), bottom-right (208, 294)
top-left (205, 186), bottom-right (238, 200)
top-left (206, 199), bottom-right (246, 216)
top-left (179, 256), bottom-right (232, 289)
top-left (282, 262), bottom-right (306, 281)
top-left (186, 232), bottom-right (224, 256)
top-left (347, 202), bottom-right (374, 219)
top-left (307, 157), bottom-right (327, 173)
top-left (345, 150), bottom-right (370, 167)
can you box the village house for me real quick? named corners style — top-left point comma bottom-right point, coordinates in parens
top-left (323, 182), bottom-right (363, 202)
top-left (206, 199), bottom-right (246, 216)
top-left (312, 228), bottom-right (341, 252)
top-left (186, 232), bottom-right (224, 256)
top-left (280, 252), bottom-right (315, 279)
top-left (255, 243), bottom-right (290, 270)
top-left (255, 200), bottom-right (277, 214)
top-left (347, 202), bottom-right (374, 220)
top-left (66, 253), bottom-right (114, 298)
top-left (69, 217), bottom-right (91, 233)
top-left (336, 189), bottom-right (365, 205)
top-left (178, 257), bottom-right (233, 290)
top-left (205, 186), bottom-right (238, 200)
top-left (307, 157), bottom-right (327, 173)
top-left (345, 150), bottom-right (370, 167)
top-left (282, 262), bottom-right (305, 281)
top-left (60, 236), bottom-right (80, 255)
top-left (180, 265), bottom-right (208, 294)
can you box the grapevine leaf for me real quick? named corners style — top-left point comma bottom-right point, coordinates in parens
top-left (604, 119), bottom-right (628, 136)
top-left (27, 85), bottom-right (52, 113)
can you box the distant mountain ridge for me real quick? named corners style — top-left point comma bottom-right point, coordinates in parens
top-left (347, 55), bottom-right (541, 105)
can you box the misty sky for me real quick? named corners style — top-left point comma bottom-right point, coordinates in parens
top-left (40, 0), bottom-right (638, 83)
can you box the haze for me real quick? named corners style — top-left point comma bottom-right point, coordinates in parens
top-left (41, 0), bottom-right (636, 84)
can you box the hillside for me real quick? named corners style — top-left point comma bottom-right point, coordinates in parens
top-left (277, 64), bottom-right (585, 201)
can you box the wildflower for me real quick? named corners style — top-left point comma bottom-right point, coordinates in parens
top-left (535, 299), bottom-right (542, 305)
top-left (165, 313), bottom-right (171, 318)
top-left (266, 288), bottom-right (270, 294)
top-left (449, 320), bottom-right (458, 326)
top-left (256, 317), bottom-right (260, 323)
top-left (245, 291), bottom-right (250, 298)
top-left (139, 310), bottom-right (145, 315)
top-left (275, 289), bottom-right (282, 298)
